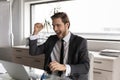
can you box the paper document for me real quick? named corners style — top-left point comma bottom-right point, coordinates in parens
top-left (100, 49), bottom-right (120, 57)
top-left (0, 63), bottom-right (7, 74)
top-left (101, 49), bottom-right (120, 53)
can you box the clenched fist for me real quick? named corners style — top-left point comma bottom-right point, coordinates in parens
top-left (33, 23), bottom-right (44, 35)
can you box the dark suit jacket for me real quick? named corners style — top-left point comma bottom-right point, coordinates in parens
top-left (29, 33), bottom-right (90, 80)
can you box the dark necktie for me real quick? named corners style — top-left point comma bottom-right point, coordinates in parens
top-left (60, 39), bottom-right (64, 64)
top-left (58, 39), bottom-right (64, 76)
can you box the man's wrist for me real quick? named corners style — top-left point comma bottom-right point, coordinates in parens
top-left (64, 64), bottom-right (71, 76)
top-left (63, 64), bottom-right (66, 72)
top-left (30, 35), bottom-right (39, 40)
top-left (33, 31), bottom-right (38, 35)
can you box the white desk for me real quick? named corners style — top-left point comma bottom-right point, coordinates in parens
top-left (90, 51), bottom-right (120, 80)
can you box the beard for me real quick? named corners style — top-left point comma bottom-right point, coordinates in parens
top-left (55, 30), bottom-right (66, 39)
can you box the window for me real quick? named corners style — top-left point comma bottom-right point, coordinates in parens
top-left (25, 0), bottom-right (120, 40)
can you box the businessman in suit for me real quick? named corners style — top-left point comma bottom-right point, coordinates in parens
top-left (29, 12), bottom-right (90, 80)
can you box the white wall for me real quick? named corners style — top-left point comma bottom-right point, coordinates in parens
top-left (0, 2), bottom-right (10, 47)
top-left (12, 0), bottom-right (24, 45)
top-left (0, 1), bottom-right (13, 61)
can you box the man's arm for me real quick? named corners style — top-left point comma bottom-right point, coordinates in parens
top-left (29, 39), bottom-right (45, 56)
top-left (70, 39), bottom-right (90, 75)
top-left (29, 23), bottom-right (45, 56)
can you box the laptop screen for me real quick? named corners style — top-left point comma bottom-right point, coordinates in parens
top-left (0, 60), bottom-right (29, 80)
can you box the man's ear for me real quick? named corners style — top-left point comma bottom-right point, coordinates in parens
top-left (65, 23), bottom-right (70, 29)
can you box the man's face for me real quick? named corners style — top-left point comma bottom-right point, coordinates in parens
top-left (52, 18), bottom-right (69, 39)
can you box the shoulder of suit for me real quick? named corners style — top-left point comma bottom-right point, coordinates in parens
top-left (72, 34), bottom-right (86, 41)
top-left (48, 35), bottom-right (57, 38)
top-left (47, 35), bottom-right (58, 41)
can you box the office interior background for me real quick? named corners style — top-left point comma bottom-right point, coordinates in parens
top-left (1, 0), bottom-right (120, 51)
top-left (0, 0), bottom-right (120, 80)
top-left (1, 0), bottom-right (120, 50)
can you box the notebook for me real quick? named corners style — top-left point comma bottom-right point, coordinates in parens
top-left (1, 60), bottom-right (30, 80)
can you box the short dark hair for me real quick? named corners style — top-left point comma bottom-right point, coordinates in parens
top-left (51, 12), bottom-right (70, 28)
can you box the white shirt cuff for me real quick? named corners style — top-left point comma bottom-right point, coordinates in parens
top-left (65, 64), bottom-right (71, 76)
top-left (30, 35), bottom-right (39, 40)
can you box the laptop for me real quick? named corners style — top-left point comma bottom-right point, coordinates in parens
top-left (0, 60), bottom-right (30, 80)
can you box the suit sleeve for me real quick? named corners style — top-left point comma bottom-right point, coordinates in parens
top-left (29, 39), bottom-right (45, 56)
top-left (70, 39), bottom-right (90, 75)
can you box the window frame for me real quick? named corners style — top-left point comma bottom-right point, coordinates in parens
top-left (27, 0), bottom-right (120, 41)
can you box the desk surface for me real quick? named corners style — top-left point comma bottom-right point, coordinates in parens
top-left (0, 60), bottom-right (71, 80)
top-left (12, 45), bottom-right (29, 49)
top-left (0, 73), bottom-right (14, 80)
top-left (89, 51), bottom-right (118, 60)
top-left (0, 60), bottom-right (44, 80)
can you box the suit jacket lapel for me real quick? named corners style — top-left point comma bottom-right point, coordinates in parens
top-left (48, 35), bottom-right (59, 57)
top-left (45, 35), bottom-right (59, 71)
top-left (68, 33), bottom-right (75, 64)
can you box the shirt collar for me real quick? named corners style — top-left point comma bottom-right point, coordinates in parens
top-left (63, 31), bottom-right (71, 43)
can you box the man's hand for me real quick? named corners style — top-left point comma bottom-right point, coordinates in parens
top-left (33, 23), bottom-right (44, 35)
top-left (49, 61), bottom-right (66, 72)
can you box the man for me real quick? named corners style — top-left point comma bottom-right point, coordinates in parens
top-left (29, 12), bottom-right (90, 80)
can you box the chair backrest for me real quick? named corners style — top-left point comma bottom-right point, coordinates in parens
top-left (88, 53), bottom-right (94, 80)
